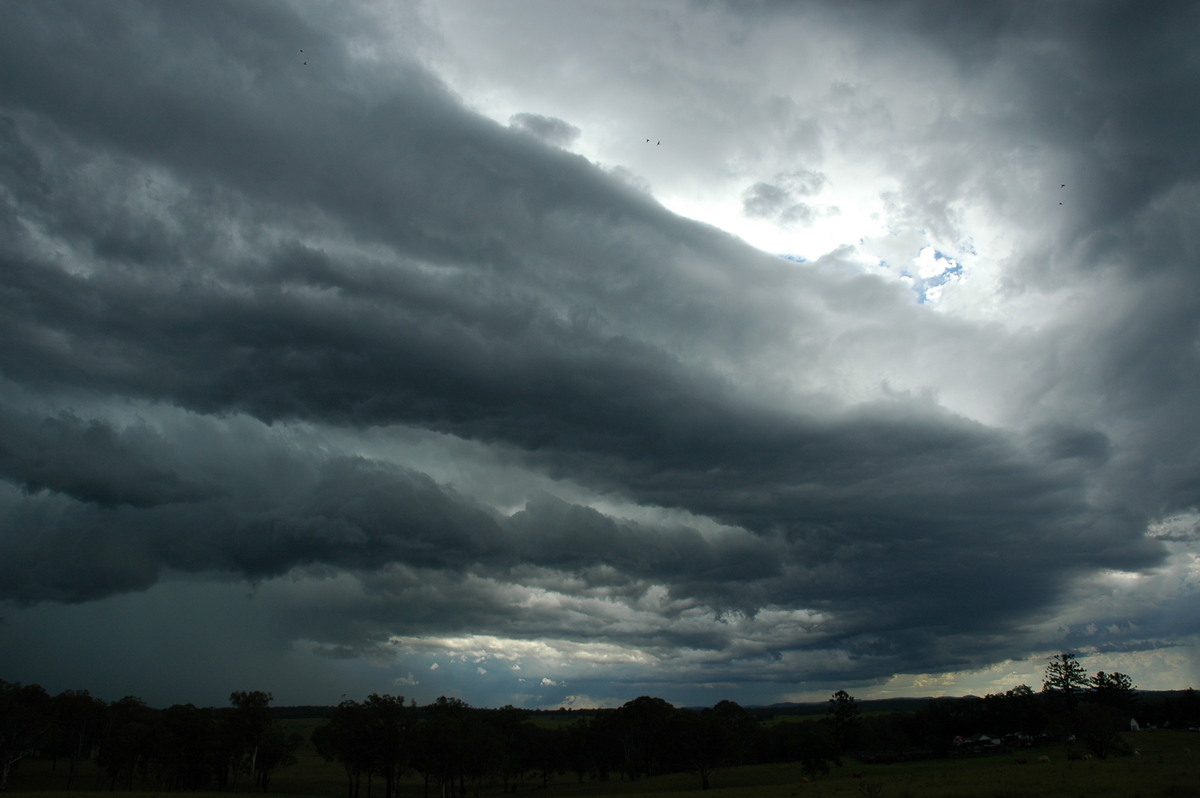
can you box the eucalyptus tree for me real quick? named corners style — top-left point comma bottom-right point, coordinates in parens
top-left (672, 701), bottom-right (756, 790)
top-left (0, 680), bottom-right (52, 790)
top-left (223, 690), bottom-right (275, 790)
top-left (313, 699), bottom-right (376, 798)
top-left (362, 694), bottom-right (410, 798)
top-left (96, 696), bottom-right (158, 791)
top-left (49, 689), bottom-right (106, 789)
top-left (614, 696), bottom-right (677, 779)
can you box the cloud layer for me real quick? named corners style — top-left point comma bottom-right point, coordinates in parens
top-left (1, 0), bottom-right (1198, 707)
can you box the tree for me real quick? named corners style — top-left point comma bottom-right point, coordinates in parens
top-left (410, 697), bottom-right (474, 798)
top-left (96, 696), bottom-right (157, 791)
top-left (1042, 653), bottom-right (1088, 706)
top-left (313, 700), bottom-right (374, 798)
top-left (0, 681), bottom-right (53, 790)
top-left (1090, 671), bottom-right (1137, 713)
top-left (49, 689), bottom-right (106, 789)
top-left (224, 690), bottom-right (277, 790)
top-left (614, 696), bottom-right (677, 779)
top-left (826, 690), bottom-right (861, 751)
top-left (672, 701), bottom-right (755, 790)
top-left (152, 703), bottom-right (221, 791)
top-left (795, 722), bottom-right (839, 778)
top-left (457, 716), bottom-right (503, 798)
top-left (361, 694), bottom-right (410, 798)
top-left (253, 725), bottom-right (302, 793)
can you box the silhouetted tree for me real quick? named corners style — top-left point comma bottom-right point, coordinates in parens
top-left (796, 721), bottom-right (839, 777)
top-left (361, 694), bottom-right (410, 798)
top-left (96, 696), bottom-right (157, 791)
top-left (313, 700), bottom-right (374, 798)
top-left (458, 715), bottom-right (504, 798)
top-left (826, 690), bottom-right (861, 751)
top-left (0, 681), bottom-right (53, 790)
top-left (1042, 653), bottom-right (1088, 707)
top-left (672, 702), bottom-right (754, 789)
top-left (614, 696), bottom-right (676, 779)
top-left (483, 705), bottom-right (528, 791)
top-left (223, 690), bottom-right (278, 791)
top-left (50, 689), bottom-right (106, 789)
top-left (506, 718), bottom-right (557, 788)
top-left (253, 725), bottom-right (302, 793)
top-left (411, 697), bottom-right (477, 798)
top-left (1090, 671), bottom-right (1136, 713)
top-left (153, 703), bottom-right (220, 791)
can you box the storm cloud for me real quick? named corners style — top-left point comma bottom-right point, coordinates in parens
top-left (1, 0), bottom-right (1198, 707)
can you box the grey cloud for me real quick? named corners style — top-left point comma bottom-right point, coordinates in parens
top-left (504, 495), bottom-right (783, 610)
top-left (1025, 423), bottom-right (1112, 465)
top-left (1, 0), bottom-right (1198, 703)
top-left (509, 112), bottom-right (581, 147)
top-left (0, 407), bottom-right (775, 609)
top-left (742, 181), bottom-right (792, 218)
top-left (0, 406), bottom-right (214, 507)
top-left (742, 169), bottom-right (826, 224)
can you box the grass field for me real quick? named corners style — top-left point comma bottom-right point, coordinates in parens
top-left (4, 725), bottom-right (1198, 798)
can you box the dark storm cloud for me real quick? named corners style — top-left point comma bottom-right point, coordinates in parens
top-left (1, 0), bottom-right (1197, 701)
top-left (0, 449), bottom-right (504, 603)
top-left (0, 405), bottom-right (213, 507)
top-left (0, 408), bottom-right (782, 611)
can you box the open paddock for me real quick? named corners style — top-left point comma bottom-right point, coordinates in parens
top-left (3, 726), bottom-right (1197, 798)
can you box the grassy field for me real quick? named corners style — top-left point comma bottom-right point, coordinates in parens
top-left (4, 725), bottom-right (1198, 798)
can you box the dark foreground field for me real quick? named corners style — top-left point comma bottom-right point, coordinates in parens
top-left (6, 721), bottom-right (1199, 798)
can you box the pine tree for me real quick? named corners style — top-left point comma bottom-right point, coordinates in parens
top-left (1042, 652), bottom-right (1089, 706)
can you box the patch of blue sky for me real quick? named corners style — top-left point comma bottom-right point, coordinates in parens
top-left (903, 247), bottom-right (964, 304)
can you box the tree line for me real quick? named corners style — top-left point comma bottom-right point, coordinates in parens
top-left (306, 662), bottom-right (1199, 798)
top-left (0, 684), bottom-right (300, 792)
top-left (3, 653), bottom-right (1197, 794)
top-left (311, 693), bottom-right (843, 798)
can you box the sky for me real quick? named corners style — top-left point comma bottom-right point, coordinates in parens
top-left (1, 0), bottom-right (1199, 710)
